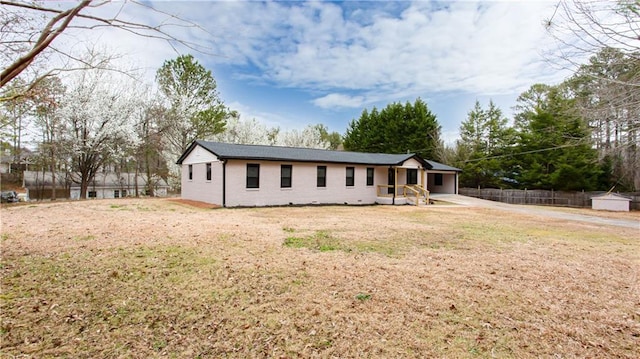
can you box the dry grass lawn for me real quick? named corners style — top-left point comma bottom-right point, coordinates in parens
top-left (1, 199), bottom-right (639, 358)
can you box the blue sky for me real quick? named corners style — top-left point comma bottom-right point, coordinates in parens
top-left (74, 1), bottom-right (570, 144)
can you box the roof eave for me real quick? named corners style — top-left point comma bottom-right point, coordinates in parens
top-left (220, 156), bottom-right (417, 166)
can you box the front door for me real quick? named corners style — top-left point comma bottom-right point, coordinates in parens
top-left (387, 168), bottom-right (395, 194)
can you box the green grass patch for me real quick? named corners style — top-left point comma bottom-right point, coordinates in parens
top-left (73, 235), bottom-right (95, 241)
top-left (352, 240), bottom-right (403, 256)
top-left (284, 230), bottom-right (409, 256)
top-left (110, 204), bottom-right (131, 210)
top-left (284, 230), bottom-right (342, 252)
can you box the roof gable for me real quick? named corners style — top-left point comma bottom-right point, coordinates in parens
top-left (591, 193), bottom-right (632, 201)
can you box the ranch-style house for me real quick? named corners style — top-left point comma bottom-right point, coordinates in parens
top-left (177, 141), bottom-right (461, 207)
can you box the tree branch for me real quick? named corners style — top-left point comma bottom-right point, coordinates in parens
top-left (1, 1), bottom-right (91, 88)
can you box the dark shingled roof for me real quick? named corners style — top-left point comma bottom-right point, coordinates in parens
top-left (425, 160), bottom-right (462, 172)
top-left (177, 140), bottom-right (461, 171)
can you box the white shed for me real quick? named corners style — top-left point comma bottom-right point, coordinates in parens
top-left (591, 193), bottom-right (631, 212)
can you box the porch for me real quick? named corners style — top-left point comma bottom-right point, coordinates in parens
top-left (376, 184), bottom-right (429, 206)
top-left (374, 165), bottom-right (429, 206)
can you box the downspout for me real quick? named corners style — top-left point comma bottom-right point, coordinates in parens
top-left (222, 160), bottom-right (227, 207)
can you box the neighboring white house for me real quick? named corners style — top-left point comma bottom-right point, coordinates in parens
top-left (69, 172), bottom-right (170, 200)
top-left (177, 141), bottom-right (461, 207)
top-left (591, 193), bottom-right (632, 212)
top-left (23, 171), bottom-right (169, 200)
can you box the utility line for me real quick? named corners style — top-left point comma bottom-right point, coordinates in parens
top-left (460, 143), bottom-right (584, 163)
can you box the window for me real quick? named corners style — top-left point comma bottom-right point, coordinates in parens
top-left (346, 167), bottom-right (355, 187)
top-left (246, 164), bottom-right (260, 188)
top-left (122, 189), bottom-right (127, 197)
top-left (114, 190), bottom-right (120, 198)
top-left (435, 173), bottom-right (443, 186)
top-left (407, 169), bottom-right (418, 185)
top-left (280, 165), bottom-right (292, 188)
top-left (188, 164), bottom-right (193, 180)
top-left (366, 167), bottom-right (374, 186)
top-left (317, 166), bottom-right (327, 187)
top-left (88, 191), bottom-right (97, 198)
top-left (206, 163), bottom-right (212, 181)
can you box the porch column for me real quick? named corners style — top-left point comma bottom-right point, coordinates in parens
top-left (394, 167), bottom-right (398, 196)
top-left (424, 170), bottom-right (429, 190)
top-left (393, 167), bottom-right (398, 205)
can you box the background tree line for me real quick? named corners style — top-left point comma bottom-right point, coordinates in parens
top-left (339, 46), bottom-right (638, 193)
top-left (1, 1), bottom-right (343, 199)
top-left (0, 53), bottom-right (342, 199)
top-left (453, 47), bottom-right (638, 192)
top-left (334, 1), bottom-right (640, 193)
top-left (2, 0), bottom-right (636, 198)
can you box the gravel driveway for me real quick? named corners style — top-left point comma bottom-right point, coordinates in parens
top-left (431, 194), bottom-right (640, 230)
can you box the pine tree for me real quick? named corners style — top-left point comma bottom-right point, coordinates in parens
top-left (513, 84), bottom-right (601, 191)
top-left (456, 100), bottom-right (513, 188)
top-left (343, 98), bottom-right (441, 160)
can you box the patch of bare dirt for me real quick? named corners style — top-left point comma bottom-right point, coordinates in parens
top-left (167, 198), bottom-right (222, 209)
top-left (1, 199), bottom-right (639, 358)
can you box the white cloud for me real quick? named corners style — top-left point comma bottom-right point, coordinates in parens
top-left (313, 93), bottom-right (365, 109)
top-left (150, 1), bottom-right (567, 109)
top-left (29, 0), bottom-right (576, 137)
top-left (47, 1), bottom-right (568, 97)
top-left (226, 101), bottom-right (308, 131)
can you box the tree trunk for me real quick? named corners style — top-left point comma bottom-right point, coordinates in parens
top-left (145, 146), bottom-right (154, 197)
top-left (80, 170), bottom-right (90, 199)
top-left (80, 180), bottom-right (87, 199)
top-left (51, 169), bottom-right (56, 200)
top-left (134, 162), bottom-right (139, 197)
top-left (50, 139), bottom-right (56, 200)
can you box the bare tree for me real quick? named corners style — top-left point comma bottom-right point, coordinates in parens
top-left (1, 0), bottom-right (210, 99)
top-left (568, 49), bottom-right (640, 190)
top-left (212, 114), bottom-right (279, 146)
top-left (211, 116), bottom-right (336, 150)
top-left (545, 0), bottom-right (640, 70)
top-left (545, 1), bottom-right (640, 190)
top-left (31, 76), bottom-right (65, 200)
top-left (0, 79), bottom-right (32, 164)
top-left (135, 98), bottom-right (170, 197)
top-left (279, 125), bottom-right (332, 149)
